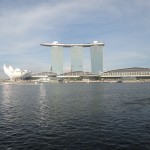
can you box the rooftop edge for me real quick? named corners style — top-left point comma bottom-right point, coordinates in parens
top-left (40, 41), bottom-right (105, 47)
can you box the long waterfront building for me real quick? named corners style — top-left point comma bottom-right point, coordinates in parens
top-left (40, 41), bottom-right (104, 75)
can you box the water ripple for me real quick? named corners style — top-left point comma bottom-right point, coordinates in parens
top-left (0, 83), bottom-right (150, 149)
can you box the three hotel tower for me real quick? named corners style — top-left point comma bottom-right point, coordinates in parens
top-left (41, 41), bottom-right (104, 75)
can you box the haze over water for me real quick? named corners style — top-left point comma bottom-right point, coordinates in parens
top-left (0, 83), bottom-right (150, 150)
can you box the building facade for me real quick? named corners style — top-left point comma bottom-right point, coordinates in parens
top-left (101, 67), bottom-right (150, 82)
top-left (51, 46), bottom-right (63, 75)
top-left (71, 46), bottom-right (83, 72)
top-left (90, 44), bottom-right (103, 74)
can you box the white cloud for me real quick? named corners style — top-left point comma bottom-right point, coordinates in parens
top-left (0, 0), bottom-right (136, 37)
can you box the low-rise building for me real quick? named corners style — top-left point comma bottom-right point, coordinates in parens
top-left (101, 67), bottom-right (150, 82)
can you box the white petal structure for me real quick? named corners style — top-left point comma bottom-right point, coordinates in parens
top-left (3, 64), bottom-right (30, 80)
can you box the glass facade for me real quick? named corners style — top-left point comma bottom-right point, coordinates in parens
top-left (51, 46), bottom-right (63, 75)
top-left (71, 46), bottom-right (83, 72)
top-left (90, 45), bottom-right (103, 74)
top-left (47, 42), bottom-right (104, 75)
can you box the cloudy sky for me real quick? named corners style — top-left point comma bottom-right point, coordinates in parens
top-left (0, 0), bottom-right (150, 78)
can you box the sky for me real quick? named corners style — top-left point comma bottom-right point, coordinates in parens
top-left (0, 0), bottom-right (150, 78)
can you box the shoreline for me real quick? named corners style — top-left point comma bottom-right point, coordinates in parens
top-left (1, 80), bottom-right (150, 84)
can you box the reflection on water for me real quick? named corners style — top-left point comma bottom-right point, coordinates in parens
top-left (1, 84), bottom-right (13, 121)
top-left (38, 85), bottom-right (48, 122)
top-left (0, 83), bottom-right (150, 149)
top-left (2, 84), bottom-right (13, 103)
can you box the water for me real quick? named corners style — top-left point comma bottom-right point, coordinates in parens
top-left (0, 83), bottom-right (150, 150)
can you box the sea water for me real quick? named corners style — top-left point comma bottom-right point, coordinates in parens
top-left (0, 83), bottom-right (150, 150)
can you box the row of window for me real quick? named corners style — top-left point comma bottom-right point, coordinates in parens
top-left (102, 72), bottom-right (150, 76)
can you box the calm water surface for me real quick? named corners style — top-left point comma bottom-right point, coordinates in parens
top-left (0, 83), bottom-right (150, 150)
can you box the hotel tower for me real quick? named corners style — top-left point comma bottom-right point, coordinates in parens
top-left (41, 41), bottom-right (104, 75)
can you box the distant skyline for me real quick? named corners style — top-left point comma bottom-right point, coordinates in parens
top-left (0, 0), bottom-right (150, 78)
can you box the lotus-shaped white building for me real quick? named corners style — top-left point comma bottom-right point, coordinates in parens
top-left (3, 64), bottom-right (30, 80)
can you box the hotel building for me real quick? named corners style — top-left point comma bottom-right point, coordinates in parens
top-left (40, 41), bottom-right (104, 75)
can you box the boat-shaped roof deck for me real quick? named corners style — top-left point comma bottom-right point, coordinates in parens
top-left (40, 42), bottom-right (104, 47)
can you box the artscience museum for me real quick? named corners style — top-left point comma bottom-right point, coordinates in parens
top-left (3, 64), bottom-right (30, 80)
